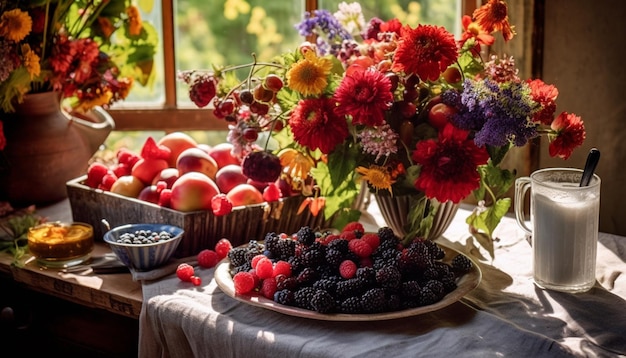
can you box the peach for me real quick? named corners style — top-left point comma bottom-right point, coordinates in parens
top-left (208, 143), bottom-right (241, 169)
top-left (226, 183), bottom-right (264, 207)
top-left (151, 168), bottom-right (180, 188)
top-left (131, 158), bottom-right (169, 185)
top-left (215, 164), bottom-right (248, 194)
top-left (170, 172), bottom-right (220, 212)
top-left (110, 175), bottom-right (145, 198)
top-left (176, 147), bottom-right (219, 180)
top-left (197, 143), bottom-right (212, 154)
top-left (157, 132), bottom-right (198, 167)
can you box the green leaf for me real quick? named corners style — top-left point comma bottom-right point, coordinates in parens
top-left (465, 198), bottom-right (511, 259)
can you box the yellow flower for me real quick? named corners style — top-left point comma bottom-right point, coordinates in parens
top-left (126, 5), bottom-right (143, 36)
top-left (356, 165), bottom-right (395, 192)
top-left (286, 51), bottom-right (332, 97)
top-left (0, 9), bottom-right (32, 42)
top-left (21, 44), bottom-right (40, 79)
top-left (278, 148), bottom-right (315, 190)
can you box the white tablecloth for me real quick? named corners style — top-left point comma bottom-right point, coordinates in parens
top-left (138, 204), bottom-right (626, 357)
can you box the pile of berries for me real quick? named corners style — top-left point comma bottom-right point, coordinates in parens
top-left (229, 223), bottom-right (474, 314)
top-left (114, 230), bottom-right (175, 245)
top-left (176, 238), bottom-right (233, 286)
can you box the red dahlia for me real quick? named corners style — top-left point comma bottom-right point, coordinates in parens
top-left (392, 24), bottom-right (458, 81)
top-left (334, 69), bottom-right (393, 127)
top-left (288, 97), bottom-right (349, 154)
top-left (549, 112), bottom-right (585, 160)
top-left (411, 124), bottom-right (489, 203)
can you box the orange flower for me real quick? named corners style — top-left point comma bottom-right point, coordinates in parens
top-left (126, 5), bottom-right (143, 36)
top-left (473, 0), bottom-right (515, 41)
top-left (549, 112), bottom-right (586, 160)
top-left (97, 17), bottom-right (115, 38)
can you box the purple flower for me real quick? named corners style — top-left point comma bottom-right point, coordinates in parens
top-left (295, 10), bottom-right (353, 55)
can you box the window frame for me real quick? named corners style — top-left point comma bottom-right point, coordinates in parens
top-left (108, 0), bottom-right (478, 132)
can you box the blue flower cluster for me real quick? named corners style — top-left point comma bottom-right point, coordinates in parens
top-left (295, 10), bottom-right (353, 55)
top-left (443, 78), bottom-right (539, 148)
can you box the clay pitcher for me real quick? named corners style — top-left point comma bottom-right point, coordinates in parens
top-left (0, 91), bottom-right (115, 207)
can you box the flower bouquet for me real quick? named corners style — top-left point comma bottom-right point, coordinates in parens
top-left (180, 0), bottom-right (585, 257)
top-left (0, 0), bottom-right (158, 148)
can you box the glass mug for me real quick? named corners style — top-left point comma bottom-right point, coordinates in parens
top-left (514, 168), bottom-right (600, 293)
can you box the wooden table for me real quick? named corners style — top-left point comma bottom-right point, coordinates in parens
top-left (0, 199), bottom-right (143, 356)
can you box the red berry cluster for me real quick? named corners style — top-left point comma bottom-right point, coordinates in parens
top-left (176, 238), bottom-right (234, 286)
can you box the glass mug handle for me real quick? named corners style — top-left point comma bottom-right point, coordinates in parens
top-left (514, 177), bottom-right (533, 236)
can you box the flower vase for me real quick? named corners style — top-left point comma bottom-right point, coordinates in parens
top-left (374, 193), bottom-right (459, 240)
top-left (0, 91), bottom-right (115, 207)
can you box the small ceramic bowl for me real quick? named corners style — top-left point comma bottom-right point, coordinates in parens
top-left (28, 222), bottom-right (94, 268)
top-left (103, 223), bottom-right (184, 271)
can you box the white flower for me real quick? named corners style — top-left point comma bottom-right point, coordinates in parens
top-left (333, 2), bottom-right (366, 36)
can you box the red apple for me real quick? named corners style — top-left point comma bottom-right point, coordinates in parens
top-left (131, 158), bottom-right (169, 185)
top-left (151, 168), bottom-right (180, 188)
top-left (157, 132), bottom-right (198, 167)
top-left (208, 143), bottom-right (241, 169)
top-left (176, 147), bottom-right (219, 180)
top-left (226, 183), bottom-right (264, 207)
top-left (170, 172), bottom-right (220, 212)
top-left (138, 185), bottom-right (162, 204)
top-left (215, 164), bottom-right (248, 194)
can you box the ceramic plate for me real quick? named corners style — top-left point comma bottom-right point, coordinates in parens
top-left (214, 243), bottom-right (481, 321)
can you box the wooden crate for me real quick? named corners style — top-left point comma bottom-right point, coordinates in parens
top-left (66, 176), bottom-right (332, 257)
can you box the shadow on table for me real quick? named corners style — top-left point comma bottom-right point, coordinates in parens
top-left (539, 284), bottom-right (626, 356)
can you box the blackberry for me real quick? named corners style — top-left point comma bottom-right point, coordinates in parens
top-left (228, 247), bottom-right (248, 267)
top-left (424, 240), bottom-right (445, 260)
top-left (276, 239), bottom-right (296, 260)
top-left (327, 239), bottom-right (349, 253)
top-left (340, 296), bottom-right (363, 313)
top-left (311, 290), bottom-right (336, 313)
top-left (325, 248), bottom-right (343, 267)
top-left (440, 276), bottom-right (457, 293)
top-left (402, 298), bottom-right (421, 309)
top-left (399, 242), bottom-right (431, 273)
top-left (288, 256), bottom-right (304, 274)
top-left (423, 280), bottom-right (445, 300)
top-left (361, 288), bottom-right (386, 313)
top-left (247, 239), bottom-right (263, 253)
top-left (276, 277), bottom-right (298, 291)
top-left (401, 280), bottom-right (421, 298)
top-left (297, 267), bottom-right (319, 285)
top-left (419, 286), bottom-right (439, 306)
top-left (377, 227), bottom-right (398, 244)
top-left (294, 287), bottom-right (317, 310)
top-left (451, 254), bottom-right (473, 273)
top-left (386, 294), bottom-right (402, 312)
top-left (375, 266), bottom-right (401, 291)
top-left (296, 226), bottom-right (316, 246)
top-left (422, 266), bottom-right (441, 281)
top-left (301, 247), bottom-right (324, 267)
top-left (336, 277), bottom-right (367, 299)
top-left (356, 267), bottom-right (376, 286)
top-left (313, 279), bottom-right (338, 293)
top-left (232, 262), bottom-right (251, 275)
top-left (264, 232), bottom-right (280, 252)
top-left (241, 150), bottom-right (282, 183)
top-left (274, 289), bottom-right (295, 306)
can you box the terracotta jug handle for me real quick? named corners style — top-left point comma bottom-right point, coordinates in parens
top-left (68, 107), bottom-right (116, 155)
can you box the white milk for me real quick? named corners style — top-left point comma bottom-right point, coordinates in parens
top-left (532, 186), bottom-right (599, 292)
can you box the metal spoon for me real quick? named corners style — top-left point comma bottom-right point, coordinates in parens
top-left (579, 148), bottom-right (600, 187)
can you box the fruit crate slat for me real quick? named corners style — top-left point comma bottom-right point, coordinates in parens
top-left (66, 176), bottom-right (333, 257)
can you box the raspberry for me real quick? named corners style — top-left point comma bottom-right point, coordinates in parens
top-left (211, 193), bottom-right (233, 216)
top-left (176, 263), bottom-right (195, 282)
top-left (158, 189), bottom-right (172, 207)
top-left (190, 276), bottom-right (202, 286)
top-left (255, 257), bottom-right (274, 279)
top-left (339, 231), bottom-right (356, 241)
top-left (348, 239), bottom-right (373, 258)
top-left (215, 238), bottom-right (232, 260)
top-left (272, 260), bottom-right (292, 278)
top-left (360, 233), bottom-right (380, 250)
top-left (197, 249), bottom-right (219, 268)
top-left (251, 254), bottom-right (267, 269)
top-left (339, 260), bottom-right (357, 279)
top-left (112, 163), bottom-right (131, 178)
top-left (116, 148), bottom-right (140, 167)
top-left (140, 136), bottom-right (171, 160)
top-left (260, 277), bottom-right (278, 299)
top-left (342, 222), bottom-right (364, 234)
top-left (262, 182), bottom-right (282, 202)
top-left (233, 271), bottom-right (256, 294)
top-left (98, 172), bottom-right (118, 191)
top-left (241, 150), bottom-right (282, 183)
top-left (85, 162), bottom-right (109, 188)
